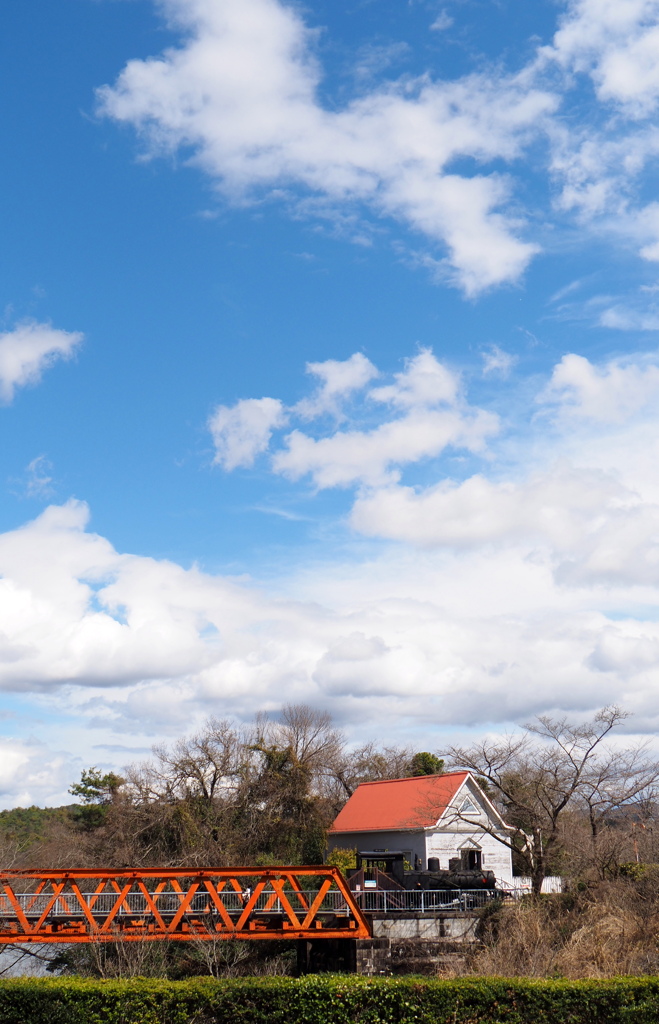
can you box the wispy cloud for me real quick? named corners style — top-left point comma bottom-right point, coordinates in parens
top-left (97, 0), bottom-right (659, 297)
top-left (481, 345), bottom-right (517, 378)
top-left (23, 455), bottom-right (55, 499)
top-left (430, 11), bottom-right (454, 32)
top-left (97, 0), bottom-right (553, 295)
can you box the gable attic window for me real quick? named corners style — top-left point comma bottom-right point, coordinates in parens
top-left (459, 796), bottom-right (478, 815)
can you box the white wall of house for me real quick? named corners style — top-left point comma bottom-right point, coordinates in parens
top-left (429, 775), bottom-right (514, 883)
top-left (424, 828), bottom-right (513, 882)
top-left (328, 826), bottom-right (512, 881)
top-left (327, 829), bottom-right (427, 866)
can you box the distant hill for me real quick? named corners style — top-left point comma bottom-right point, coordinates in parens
top-left (0, 805), bottom-right (76, 850)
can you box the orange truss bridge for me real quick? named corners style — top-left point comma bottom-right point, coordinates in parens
top-left (0, 867), bottom-right (371, 944)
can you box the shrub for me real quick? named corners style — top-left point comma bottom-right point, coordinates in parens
top-left (3, 975), bottom-right (659, 1024)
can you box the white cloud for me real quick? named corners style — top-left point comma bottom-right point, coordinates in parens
top-left (481, 345), bottom-right (516, 378)
top-left (91, 0), bottom-right (659, 296)
top-left (370, 349), bottom-right (460, 407)
top-left (295, 352), bottom-right (378, 419)
top-left (204, 346), bottom-right (659, 597)
top-left (599, 304), bottom-right (659, 330)
top-left (23, 455), bottom-right (55, 498)
top-left (548, 0), bottom-right (659, 116)
top-left (273, 407), bottom-right (498, 488)
top-left (431, 11), bottom-right (454, 32)
top-left (98, 0), bottom-right (553, 294)
top-left (207, 349), bottom-right (498, 489)
top-left (0, 498), bottom-right (639, 723)
top-left (350, 464), bottom-right (622, 550)
top-left (0, 737), bottom-right (77, 809)
top-left (6, 428), bottom-right (659, 806)
top-left (209, 396), bottom-right (286, 469)
top-left (349, 464), bottom-right (659, 591)
top-left (539, 0), bottom-right (659, 272)
top-left (539, 352), bottom-right (659, 422)
top-left (271, 351), bottom-right (498, 488)
top-left (0, 321), bottom-right (83, 403)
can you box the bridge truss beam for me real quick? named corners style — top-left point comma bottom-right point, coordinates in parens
top-left (0, 866), bottom-right (371, 944)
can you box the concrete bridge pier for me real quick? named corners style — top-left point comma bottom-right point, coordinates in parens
top-left (297, 912), bottom-right (480, 975)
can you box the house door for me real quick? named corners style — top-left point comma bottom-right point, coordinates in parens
top-left (461, 849), bottom-right (482, 871)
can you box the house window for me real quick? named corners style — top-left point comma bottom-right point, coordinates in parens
top-left (459, 796), bottom-right (478, 815)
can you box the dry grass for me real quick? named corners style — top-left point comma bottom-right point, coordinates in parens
top-left (443, 873), bottom-right (659, 979)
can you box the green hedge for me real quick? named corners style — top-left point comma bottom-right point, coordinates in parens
top-left (2, 975), bottom-right (659, 1024)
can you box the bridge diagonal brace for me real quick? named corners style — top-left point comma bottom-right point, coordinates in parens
top-left (269, 877), bottom-right (302, 930)
top-left (87, 880), bottom-right (108, 913)
top-left (33, 883), bottom-right (66, 933)
top-left (287, 874), bottom-right (310, 911)
top-left (1, 881), bottom-right (32, 936)
top-left (99, 883), bottom-right (133, 934)
top-left (234, 879), bottom-right (267, 932)
top-left (136, 880), bottom-right (167, 931)
top-left (70, 882), bottom-right (100, 935)
top-left (203, 880), bottom-right (235, 932)
top-left (301, 878), bottom-right (332, 930)
top-left (166, 881), bottom-right (199, 934)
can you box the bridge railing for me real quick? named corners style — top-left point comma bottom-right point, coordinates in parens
top-left (0, 890), bottom-right (351, 918)
top-left (0, 888), bottom-right (504, 920)
top-left (348, 889), bottom-right (502, 912)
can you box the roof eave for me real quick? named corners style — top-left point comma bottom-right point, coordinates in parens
top-left (328, 824), bottom-right (427, 834)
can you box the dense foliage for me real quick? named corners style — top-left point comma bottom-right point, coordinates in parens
top-left (2, 975), bottom-right (659, 1024)
top-left (0, 806), bottom-right (75, 852)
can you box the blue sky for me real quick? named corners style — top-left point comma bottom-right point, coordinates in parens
top-left (3, 0), bottom-right (659, 805)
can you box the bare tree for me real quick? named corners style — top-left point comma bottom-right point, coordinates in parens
top-left (270, 705), bottom-right (344, 781)
top-left (149, 717), bottom-right (245, 803)
top-left (446, 706), bottom-right (659, 895)
top-left (330, 742), bottom-right (414, 799)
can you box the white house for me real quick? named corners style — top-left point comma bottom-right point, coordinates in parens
top-left (328, 770), bottom-right (514, 885)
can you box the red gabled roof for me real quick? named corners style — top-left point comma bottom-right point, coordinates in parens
top-left (329, 771), bottom-right (469, 833)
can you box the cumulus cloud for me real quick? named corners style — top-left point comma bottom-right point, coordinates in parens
top-left (208, 349), bottom-right (498, 485)
top-left (294, 352), bottom-right (378, 420)
top-left (207, 346), bottom-right (659, 595)
top-left (208, 397), bottom-right (286, 469)
top-left (369, 349), bottom-right (460, 408)
top-left (0, 737), bottom-right (78, 809)
top-left (548, 0), bottom-right (659, 115)
top-left (539, 352), bottom-right (659, 422)
top-left (539, 0), bottom-right (659, 267)
top-left (97, 0), bottom-right (553, 294)
top-left (6, 423), bottom-right (659, 805)
top-left (0, 321), bottom-right (83, 403)
top-left (350, 465), bottom-right (622, 550)
top-left (349, 466), bottom-right (659, 590)
top-left (271, 350), bottom-right (498, 488)
top-left (0, 498), bottom-right (649, 727)
top-left (273, 407), bottom-right (497, 489)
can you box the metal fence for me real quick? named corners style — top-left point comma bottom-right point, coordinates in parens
top-left (504, 876), bottom-right (563, 895)
top-left (0, 888), bottom-right (505, 919)
top-left (349, 889), bottom-right (502, 912)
